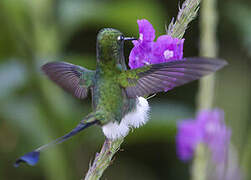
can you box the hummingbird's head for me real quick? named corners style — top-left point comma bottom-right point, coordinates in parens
top-left (96, 28), bottom-right (136, 63)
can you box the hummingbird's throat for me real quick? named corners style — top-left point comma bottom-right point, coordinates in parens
top-left (97, 45), bottom-right (121, 63)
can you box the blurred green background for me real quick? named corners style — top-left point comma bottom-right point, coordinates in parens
top-left (0, 0), bottom-right (251, 179)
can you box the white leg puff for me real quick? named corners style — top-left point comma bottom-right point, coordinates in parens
top-left (102, 121), bottom-right (129, 140)
top-left (123, 97), bottom-right (150, 128)
top-left (102, 97), bottom-right (150, 140)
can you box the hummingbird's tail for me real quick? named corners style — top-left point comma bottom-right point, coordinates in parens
top-left (14, 118), bottom-right (98, 167)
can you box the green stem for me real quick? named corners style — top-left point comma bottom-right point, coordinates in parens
top-left (197, 0), bottom-right (218, 110)
top-left (84, 138), bottom-right (124, 180)
top-left (167, 0), bottom-right (201, 39)
top-left (192, 0), bottom-right (218, 179)
top-left (191, 144), bottom-right (208, 180)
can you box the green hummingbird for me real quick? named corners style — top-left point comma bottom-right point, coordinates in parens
top-left (15, 28), bottom-right (227, 166)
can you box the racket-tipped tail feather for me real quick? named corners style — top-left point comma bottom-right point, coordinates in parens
top-left (14, 120), bottom-right (98, 167)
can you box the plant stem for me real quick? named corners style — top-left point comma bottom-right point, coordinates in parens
top-left (167, 0), bottom-right (201, 39)
top-left (191, 144), bottom-right (209, 180)
top-left (197, 0), bottom-right (218, 110)
top-left (192, 0), bottom-right (218, 179)
top-left (83, 138), bottom-right (124, 180)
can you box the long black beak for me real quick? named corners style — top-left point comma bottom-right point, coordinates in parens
top-left (124, 37), bottom-right (137, 41)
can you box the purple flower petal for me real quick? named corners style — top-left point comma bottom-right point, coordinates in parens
top-left (176, 119), bottom-right (203, 161)
top-left (176, 109), bottom-right (231, 163)
top-left (152, 35), bottom-right (184, 63)
top-left (137, 19), bottom-right (155, 43)
top-left (129, 42), bottom-right (154, 69)
top-left (129, 19), bottom-right (184, 69)
top-left (198, 109), bottom-right (231, 163)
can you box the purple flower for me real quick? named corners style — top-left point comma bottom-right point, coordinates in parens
top-left (129, 19), bottom-right (184, 69)
top-left (136, 19), bottom-right (155, 43)
top-left (129, 19), bottom-right (155, 69)
top-left (176, 109), bottom-right (231, 163)
top-left (176, 119), bottom-right (203, 160)
top-left (152, 35), bottom-right (184, 63)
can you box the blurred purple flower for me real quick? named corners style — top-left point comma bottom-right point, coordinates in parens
top-left (129, 19), bottom-right (184, 69)
top-left (176, 109), bottom-right (231, 163)
top-left (176, 119), bottom-right (203, 160)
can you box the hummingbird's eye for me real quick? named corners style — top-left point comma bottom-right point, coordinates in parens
top-left (117, 35), bottom-right (124, 42)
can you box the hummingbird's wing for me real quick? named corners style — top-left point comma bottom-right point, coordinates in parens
top-left (42, 62), bottom-right (95, 99)
top-left (119, 58), bottom-right (227, 98)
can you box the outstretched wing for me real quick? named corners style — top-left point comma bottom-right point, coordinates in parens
top-left (119, 57), bottom-right (227, 98)
top-left (42, 62), bottom-right (95, 99)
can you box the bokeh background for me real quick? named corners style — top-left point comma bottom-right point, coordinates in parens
top-left (0, 0), bottom-right (251, 179)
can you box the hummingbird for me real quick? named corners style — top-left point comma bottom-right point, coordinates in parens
top-left (15, 28), bottom-right (227, 167)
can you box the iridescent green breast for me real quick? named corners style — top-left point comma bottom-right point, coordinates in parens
top-left (93, 77), bottom-right (123, 123)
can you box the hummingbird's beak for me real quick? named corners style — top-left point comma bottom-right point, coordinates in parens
top-left (124, 37), bottom-right (137, 41)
